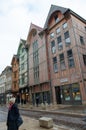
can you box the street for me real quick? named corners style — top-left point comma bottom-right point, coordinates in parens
top-left (0, 105), bottom-right (86, 130)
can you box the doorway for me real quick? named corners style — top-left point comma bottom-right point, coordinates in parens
top-left (55, 86), bottom-right (61, 104)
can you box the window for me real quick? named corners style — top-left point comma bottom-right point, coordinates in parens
top-left (34, 66), bottom-right (39, 79)
top-left (54, 15), bottom-right (59, 23)
top-left (72, 83), bottom-right (81, 101)
top-left (50, 32), bottom-right (54, 38)
top-left (80, 36), bottom-right (84, 45)
top-left (63, 22), bottom-right (67, 29)
top-left (33, 30), bottom-right (37, 37)
top-left (67, 49), bottom-right (75, 68)
top-left (21, 55), bottom-right (24, 61)
top-left (22, 48), bottom-right (24, 53)
top-left (64, 31), bottom-right (71, 46)
top-left (33, 51), bottom-right (39, 64)
top-left (56, 27), bottom-right (60, 34)
top-left (85, 27), bottom-right (86, 31)
top-left (33, 40), bottom-right (38, 51)
top-left (21, 74), bottom-right (25, 84)
top-left (21, 63), bottom-right (24, 70)
top-left (83, 55), bottom-right (86, 65)
top-left (14, 82), bottom-right (16, 89)
top-left (53, 57), bottom-right (58, 72)
top-left (59, 53), bottom-right (66, 70)
top-left (14, 72), bottom-right (17, 78)
top-left (57, 36), bottom-right (63, 50)
top-left (33, 40), bottom-right (39, 65)
top-left (51, 40), bottom-right (56, 54)
top-left (63, 86), bottom-right (70, 101)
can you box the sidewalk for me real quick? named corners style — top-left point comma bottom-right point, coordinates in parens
top-left (19, 103), bottom-right (86, 116)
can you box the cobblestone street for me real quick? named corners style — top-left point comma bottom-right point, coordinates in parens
top-left (0, 105), bottom-right (86, 130)
top-left (0, 115), bottom-right (75, 130)
top-left (0, 109), bottom-right (75, 130)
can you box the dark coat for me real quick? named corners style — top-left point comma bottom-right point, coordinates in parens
top-left (7, 103), bottom-right (20, 130)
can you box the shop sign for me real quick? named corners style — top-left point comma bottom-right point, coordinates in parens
top-left (60, 78), bottom-right (68, 83)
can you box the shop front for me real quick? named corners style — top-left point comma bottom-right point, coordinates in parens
top-left (55, 83), bottom-right (82, 105)
top-left (19, 86), bottom-right (29, 104)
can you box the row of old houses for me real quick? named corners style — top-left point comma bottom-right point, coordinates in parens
top-left (0, 4), bottom-right (86, 106)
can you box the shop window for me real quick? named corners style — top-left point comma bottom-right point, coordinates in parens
top-left (59, 53), bottom-right (66, 70)
top-left (57, 36), bottom-right (63, 50)
top-left (63, 87), bottom-right (70, 101)
top-left (72, 83), bottom-right (81, 101)
top-left (67, 49), bottom-right (75, 68)
top-left (64, 31), bottom-right (71, 46)
top-left (51, 40), bottom-right (56, 54)
top-left (83, 55), bottom-right (86, 65)
top-left (53, 57), bottom-right (58, 72)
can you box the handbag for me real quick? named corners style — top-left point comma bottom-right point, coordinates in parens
top-left (17, 116), bottom-right (23, 127)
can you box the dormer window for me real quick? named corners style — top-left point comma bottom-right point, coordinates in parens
top-left (54, 15), bottom-right (59, 23)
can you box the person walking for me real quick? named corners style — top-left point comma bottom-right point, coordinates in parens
top-left (6, 97), bottom-right (20, 130)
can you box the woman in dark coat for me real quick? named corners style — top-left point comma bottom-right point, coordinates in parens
top-left (7, 97), bottom-right (20, 130)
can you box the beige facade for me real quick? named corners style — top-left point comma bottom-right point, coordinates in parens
top-left (26, 23), bottom-right (51, 105)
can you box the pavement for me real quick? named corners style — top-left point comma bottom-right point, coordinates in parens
top-left (0, 116), bottom-right (75, 130)
top-left (1, 104), bottom-right (86, 130)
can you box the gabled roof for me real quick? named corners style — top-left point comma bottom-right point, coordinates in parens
top-left (17, 38), bottom-right (26, 55)
top-left (11, 54), bottom-right (19, 65)
top-left (44, 4), bottom-right (68, 29)
top-left (44, 4), bottom-right (86, 30)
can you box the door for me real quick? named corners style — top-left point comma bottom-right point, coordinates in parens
top-left (55, 86), bottom-right (61, 104)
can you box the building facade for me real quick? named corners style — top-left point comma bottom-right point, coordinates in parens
top-left (0, 72), bottom-right (6, 104)
top-left (17, 39), bottom-right (29, 104)
top-left (0, 66), bottom-right (12, 104)
top-left (26, 23), bottom-right (51, 105)
top-left (11, 55), bottom-right (19, 103)
top-left (44, 5), bottom-right (86, 105)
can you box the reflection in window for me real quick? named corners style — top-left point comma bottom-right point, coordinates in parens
top-left (50, 32), bottom-right (54, 39)
top-left (67, 49), bottom-right (75, 68)
top-left (54, 15), bottom-right (59, 23)
top-left (56, 27), bottom-right (60, 34)
top-left (80, 36), bottom-right (84, 45)
top-left (63, 22), bottom-right (67, 29)
top-left (53, 57), bottom-right (58, 72)
top-left (64, 31), bottom-right (71, 46)
top-left (57, 36), bottom-right (63, 50)
top-left (59, 53), bottom-right (66, 70)
top-left (72, 83), bottom-right (81, 101)
top-left (51, 40), bottom-right (56, 54)
top-left (63, 87), bottom-right (70, 101)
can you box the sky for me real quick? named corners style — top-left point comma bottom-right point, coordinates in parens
top-left (0, 0), bottom-right (86, 74)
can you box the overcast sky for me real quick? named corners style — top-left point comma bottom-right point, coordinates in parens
top-left (0, 0), bottom-right (86, 73)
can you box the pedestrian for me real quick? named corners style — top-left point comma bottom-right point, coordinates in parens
top-left (6, 97), bottom-right (20, 130)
